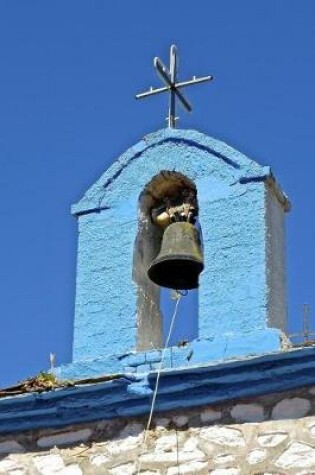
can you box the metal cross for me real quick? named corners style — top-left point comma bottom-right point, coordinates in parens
top-left (135, 45), bottom-right (213, 128)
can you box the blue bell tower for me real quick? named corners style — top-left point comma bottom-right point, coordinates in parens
top-left (57, 47), bottom-right (290, 380)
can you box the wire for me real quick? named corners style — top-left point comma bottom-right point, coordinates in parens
top-left (136, 291), bottom-right (183, 475)
top-left (176, 428), bottom-right (180, 475)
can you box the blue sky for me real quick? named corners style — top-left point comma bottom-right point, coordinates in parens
top-left (0, 1), bottom-right (314, 386)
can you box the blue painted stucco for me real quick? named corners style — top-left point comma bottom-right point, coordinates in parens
top-left (68, 128), bottom-right (287, 377)
top-left (56, 328), bottom-right (281, 381)
top-left (2, 346), bottom-right (315, 434)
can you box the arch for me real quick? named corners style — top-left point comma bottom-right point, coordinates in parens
top-left (133, 170), bottom-right (201, 350)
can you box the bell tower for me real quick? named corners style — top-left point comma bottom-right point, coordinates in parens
top-left (57, 46), bottom-right (290, 380)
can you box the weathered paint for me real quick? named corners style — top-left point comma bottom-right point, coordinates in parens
top-left (70, 128), bottom-right (289, 374)
top-left (56, 328), bottom-right (281, 381)
top-left (1, 346), bottom-right (315, 434)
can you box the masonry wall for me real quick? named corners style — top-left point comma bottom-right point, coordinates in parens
top-left (74, 204), bottom-right (138, 360)
top-left (199, 181), bottom-right (266, 337)
top-left (2, 385), bottom-right (315, 474)
top-left (72, 130), bottom-right (284, 364)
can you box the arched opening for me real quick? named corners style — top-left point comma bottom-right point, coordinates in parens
top-left (160, 216), bottom-right (203, 346)
top-left (133, 170), bottom-right (201, 351)
top-left (160, 288), bottom-right (199, 346)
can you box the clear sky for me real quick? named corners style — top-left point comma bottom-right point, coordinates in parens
top-left (0, 1), bottom-right (314, 387)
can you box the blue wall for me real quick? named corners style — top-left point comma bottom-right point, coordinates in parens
top-left (71, 128), bottom-right (280, 368)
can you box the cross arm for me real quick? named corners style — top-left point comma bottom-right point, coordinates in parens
top-left (154, 56), bottom-right (192, 111)
top-left (135, 85), bottom-right (169, 100)
top-left (175, 75), bottom-right (214, 89)
top-left (174, 87), bottom-right (192, 112)
top-left (154, 57), bottom-right (172, 87)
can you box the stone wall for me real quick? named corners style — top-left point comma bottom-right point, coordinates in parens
top-left (2, 385), bottom-right (315, 474)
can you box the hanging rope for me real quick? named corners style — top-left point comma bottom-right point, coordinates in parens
top-left (136, 290), bottom-right (184, 475)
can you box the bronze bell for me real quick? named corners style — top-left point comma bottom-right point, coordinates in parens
top-left (148, 222), bottom-right (204, 289)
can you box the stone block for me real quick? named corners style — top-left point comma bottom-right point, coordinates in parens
top-left (154, 417), bottom-right (170, 429)
top-left (0, 440), bottom-right (25, 454)
top-left (61, 465), bottom-right (82, 475)
top-left (37, 429), bottom-right (92, 448)
top-left (181, 437), bottom-right (199, 452)
top-left (33, 454), bottom-right (65, 475)
top-left (139, 450), bottom-right (204, 466)
top-left (166, 461), bottom-right (208, 474)
top-left (90, 454), bottom-right (110, 466)
top-left (246, 448), bottom-right (267, 464)
top-left (123, 353), bottom-right (146, 367)
top-left (109, 463), bottom-right (135, 475)
top-left (123, 366), bottom-right (136, 373)
top-left (231, 403), bottom-right (264, 422)
top-left (155, 433), bottom-right (178, 451)
top-left (200, 426), bottom-right (245, 447)
top-left (271, 397), bottom-right (311, 420)
top-left (0, 457), bottom-right (25, 475)
top-left (119, 422), bottom-right (144, 438)
top-left (275, 441), bottom-right (315, 469)
top-left (209, 469), bottom-right (241, 475)
top-left (150, 362), bottom-right (162, 371)
top-left (105, 422), bottom-right (143, 455)
top-left (172, 415), bottom-right (189, 427)
top-left (257, 431), bottom-right (288, 447)
top-left (200, 408), bottom-right (222, 423)
top-left (145, 350), bottom-right (162, 363)
top-left (136, 364), bottom-right (151, 373)
top-left (214, 454), bottom-right (236, 466)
